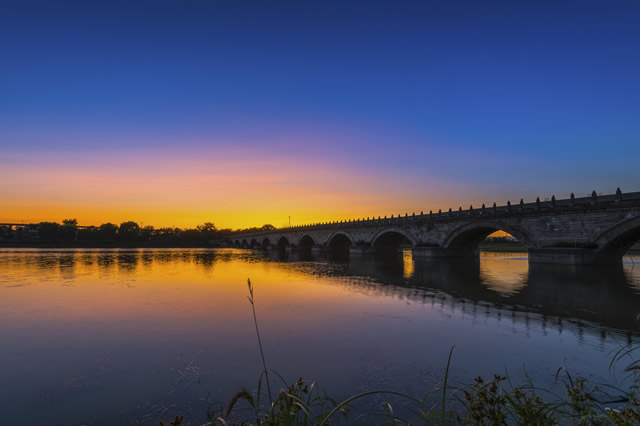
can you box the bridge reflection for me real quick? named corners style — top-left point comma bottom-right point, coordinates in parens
top-left (3, 248), bottom-right (638, 344)
top-left (267, 248), bottom-right (640, 341)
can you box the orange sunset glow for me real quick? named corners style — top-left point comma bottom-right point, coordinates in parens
top-left (1, 148), bottom-right (507, 229)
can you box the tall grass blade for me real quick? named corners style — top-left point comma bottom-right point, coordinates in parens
top-left (441, 346), bottom-right (454, 426)
top-left (247, 278), bottom-right (273, 410)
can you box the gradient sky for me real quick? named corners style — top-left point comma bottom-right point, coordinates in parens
top-left (1, 0), bottom-right (639, 228)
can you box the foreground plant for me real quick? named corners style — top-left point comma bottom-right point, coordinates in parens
top-left (201, 279), bottom-right (350, 425)
top-left (162, 279), bottom-right (640, 425)
top-left (453, 347), bottom-right (640, 425)
top-left (247, 278), bottom-right (273, 409)
top-left (202, 376), bottom-right (349, 426)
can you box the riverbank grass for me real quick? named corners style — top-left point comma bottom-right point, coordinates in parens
top-left (160, 279), bottom-right (640, 425)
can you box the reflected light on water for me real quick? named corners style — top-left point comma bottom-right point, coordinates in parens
top-left (0, 249), bottom-right (354, 326)
top-left (402, 249), bottom-right (414, 279)
top-left (624, 253), bottom-right (640, 293)
top-left (1, 248), bottom-right (640, 425)
top-left (479, 253), bottom-right (528, 296)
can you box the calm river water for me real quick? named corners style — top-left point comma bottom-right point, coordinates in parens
top-left (1, 248), bottom-right (639, 424)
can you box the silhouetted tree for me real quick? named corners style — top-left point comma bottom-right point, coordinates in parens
top-left (140, 225), bottom-right (155, 241)
top-left (78, 226), bottom-right (100, 240)
top-left (99, 223), bottom-right (119, 240)
top-left (60, 218), bottom-right (78, 241)
top-left (24, 219), bottom-right (285, 244)
top-left (180, 228), bottom-right (199, 240)
top-left (156, 227), bottom-right (178, 240)
top-left (196, 222), bottom-right (218, 240)
top-left (62, 218), bottom-right (78, 227)
top-left (119, 221), bottom-right (140, 241)
top-left (38, 222), bottom-right (60, 240)
top-left (217, 228), bottom-right (234, 237)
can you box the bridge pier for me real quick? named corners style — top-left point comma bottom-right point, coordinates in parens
top-left (349, 246), bottom-right (376, 256)
top-left (311, 245), bottom-right (328, 254)
top-left (412, 247), bottom-right (478, 258)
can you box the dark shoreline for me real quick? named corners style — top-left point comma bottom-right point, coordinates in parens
top-left (0, 240), bottom-right (218, 249)
top-left (0, 241), bottom-right (526, 250)
top-left (1, 240), bottom-right (638, 255)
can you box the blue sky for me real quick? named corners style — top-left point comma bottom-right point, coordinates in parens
top-left (1, 0), bottom-right (639, 226)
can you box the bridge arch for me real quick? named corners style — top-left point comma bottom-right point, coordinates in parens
top-left (593, 215), bottom-right (640, 263)
top-left (327, 231), bottom-right (355, 248)
top-left (241, 239), bottom-right (248, 248)
top-left (261, 238), bottom-right (271, 249)
top-left (297, 234), bottom-right (316, 247)
top-left (250, 238), bottom-right (258, 249)
top-left (277, 236), bottom-right (290, 248)
top-left (370, 227), bottom-right (418, 249)
top-left (442, 221), bottom-right (533, 251)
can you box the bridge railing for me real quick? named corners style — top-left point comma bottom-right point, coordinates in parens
top-left (233, 189), bottom-right (640, 237)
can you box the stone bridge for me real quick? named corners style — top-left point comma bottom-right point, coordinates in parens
top-left (228, 189), bottom-right (640, 264)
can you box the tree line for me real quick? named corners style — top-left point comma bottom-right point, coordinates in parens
top-left (0, 219), bottom-right (276, 242)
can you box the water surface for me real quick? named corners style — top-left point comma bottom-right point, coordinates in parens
top-left (1, 248), bottom-right (639, 424)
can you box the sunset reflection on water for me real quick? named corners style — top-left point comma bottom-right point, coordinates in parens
top-left (1, 248), bottom-right (639, 424)
top-left (479, 252), bottom-right (528, 296)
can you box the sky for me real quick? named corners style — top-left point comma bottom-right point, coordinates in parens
top-left (1, 0), bottom-right (639, 229)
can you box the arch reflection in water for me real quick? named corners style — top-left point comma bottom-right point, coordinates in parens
top-left (2, 248), bottom-right (638, 338)
top-left (402, 249), bottom-right (414, 279)
top-left (624, 252), bottom-right (640, 294)
top-left (1, 248), bottom-right (640, 425)
top-left (478, 253), bottom-right (528, 296)
top-left (284, 250), bottom-right (640, 337)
